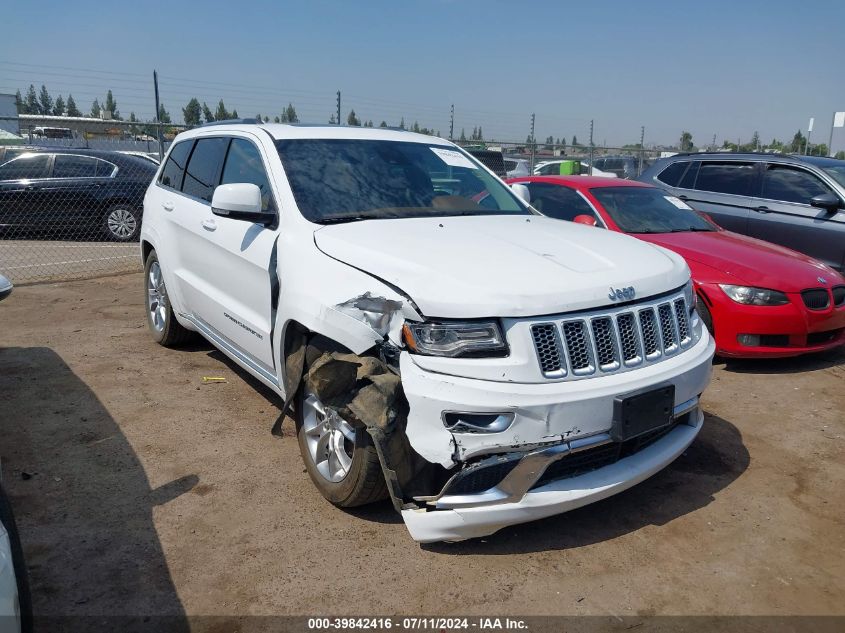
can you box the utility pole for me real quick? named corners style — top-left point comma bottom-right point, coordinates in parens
top-left (336, 91), bottom-right (341, 125)
top-left (829, 112), bottom-right (836, 157)
top-left (449, 104), bottom-right (454, 141)
top-left (530, 113), bottom-right (536, 171)
top-left (806, 117), bottom-right (814, 155)
top-left (588, 119), bottom-right (594, 175)
top-left (638, 126), bottom-right (645, 176)
top-left (153, 70), bottom-right (163, 161)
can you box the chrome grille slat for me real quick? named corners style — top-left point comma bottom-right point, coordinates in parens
top-left (530, 292), bottom-right (695, 380)
top-left (531, 323), bottom-right (566, 377)
top-left (657, 303), bottom-right (679, 353)
top-left (562, 320), bottom-right (594, 375)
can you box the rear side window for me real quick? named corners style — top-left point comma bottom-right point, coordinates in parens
top-left (160, 141), bottom-right (192, 190)
top-left (220, 139), bottom-right (274, 212)
top-left (694, 161), bottom-right (755, 196)
top-left (656, 161), bottom-right (688, 186)
top-left (53, 155), bottom-right (98, 178)
top-left (761, 165), bottom-right (832, 204)
top-left (182, 137), bottom-right (229, 202)
top-left (0, 154), bottom-right (50, 180)
top-left (525, 183), bottom-right (596, 221)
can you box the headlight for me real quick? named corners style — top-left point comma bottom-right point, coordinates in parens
top-left (402, 320), bottom-right (508, 357)
top-left (683, 279), bottom-right (697, 312)
top-left (719, 284), bottom-right (789, 306)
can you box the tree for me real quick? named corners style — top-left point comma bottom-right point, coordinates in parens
top-left (571, 135), bottom-right (578, 146)
top-left (750, 130), bottom-right (760, 151)
top-left (25, 85), bottom-right (38, 115)
top-left (14, 89), bottom-right (24, 114)
top-left (347, 109), bottom-right (361, 126)
top-left (231, 108), bottom-right (238, 119)
top-left (284, 103), bottom-right (298, 123)
top-left (812, 143), bottom-right (829, 157)
top-left (459, 128), bottom-right (466, 142)
top-left (679, 131), bottom-right (693, 152)
top-left (274, 115), bottom-right (280, 123)
top-left (790, 130), bottom-right (806, 153)
top-left (183, 98), bottom-right (202, 127)
top-left (329, 113), bottom-right (336, 124)
top-left (477, 126), bottom-right (483, 141)
top-left (202, 102), bottom-right (214, 123)
top-left (544, 135), bottom-right (554, 150)
top-left (66, 94), bottom-right (81, 117)
top-left (379, 121), bottom-right (387, 128)
top-left (91, 99), bottom-right (101, 118)
top-left (38, 84), bottom-right (53, 115)
top-left (215, 100), bottom-right (231, 121)
top-left (836, 151), bottom-right (845, 160)
top-left (158, 103), bottom-right (171, 124)
top-left (263, 115), bottom-right (269, 122)
top-left (398, 117), bottom-right (405, 130)
top-left (104, 89), bottom-right (120, 119)
top-left (412, 121), bottom-right (421, 133)
top-left (53, 95), bottom-right (65, 116)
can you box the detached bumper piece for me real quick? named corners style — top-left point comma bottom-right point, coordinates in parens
top-left (402, 399), bottom-right (701, 543)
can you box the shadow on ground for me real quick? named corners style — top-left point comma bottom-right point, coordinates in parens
top-left (423, 411), bottom-right (749, 554)
top-left (0, 347), bottom-right (191, 632)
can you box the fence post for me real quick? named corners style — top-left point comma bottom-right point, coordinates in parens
top-left (153, 70), bottom-right (164, 161)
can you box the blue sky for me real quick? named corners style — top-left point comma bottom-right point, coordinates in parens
top-left (2, 0), bottom-right (844, 150)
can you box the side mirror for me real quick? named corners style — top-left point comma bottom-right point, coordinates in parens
top-left (809, 192), bottom-right (841, 212)
top-left (510, 183), bottom-right (530, 203)
top-left (211, 183), bottom-right (274, 224)
top-left (573, 214), bottom-right (597, 226)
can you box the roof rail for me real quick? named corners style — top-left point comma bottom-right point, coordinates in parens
top-left (670, 150), bottom-right (795, 157)
top-left (198, 118), bottom-right (263, 128)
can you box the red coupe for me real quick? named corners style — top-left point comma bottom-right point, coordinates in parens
top-left (507, 176), bottom-right (845, 358)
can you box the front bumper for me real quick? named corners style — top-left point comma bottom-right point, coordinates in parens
top-left (703, 285), bottom-right (845, 358)
top-left (402, 407), bottom-right (703, 543)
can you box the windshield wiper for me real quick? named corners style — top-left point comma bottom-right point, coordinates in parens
top-left (668, 227), bottom-right (713, 232)
top-left (317, 215), bottom-right (375, 225)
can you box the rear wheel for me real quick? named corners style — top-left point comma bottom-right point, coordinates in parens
top-left (295, 385), bottom-right (387, 507)
top-left (144, 250), bottom-right (192, 346)
top-left (103, 204), bottom-right (140, 241)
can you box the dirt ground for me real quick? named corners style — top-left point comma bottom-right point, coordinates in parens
top-left (1, 273), bottom-right (843, 627)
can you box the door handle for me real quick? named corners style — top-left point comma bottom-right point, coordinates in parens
top-left (162, 201), bottom-right (174, 211)
top-left (201, 219), bottom-right (217, 231)
top-left (755, 206), bottom-right (770, 213)
top-left (678, 195), bottom-right (689, 201)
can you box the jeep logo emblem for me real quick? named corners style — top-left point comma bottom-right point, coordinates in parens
top-left (608, 286), bottom-right (636, 301)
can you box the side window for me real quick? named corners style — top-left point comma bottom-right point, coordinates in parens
top-left (182, 137), bottom-right (229, 202)
top-left (220, 138), bottom-right (275, 212)
top-left (526, 183), bottom-right (596, 221)
top-left (538, 163), bottom-right (559, 175)
top-left (657, 161), bottom-right (688, 186)
top-left (52, 155), bottom-right (98, 178)
top-left (95, 159), bottom-right (116, 177)
top-left (694, 161), bottom-right (755, 196)
top-left (159, 140), bottom-right (192, 190)
top-left (678, 161), bottom-right (699, 189)
top-left (0, 154), bottom-right (50, 180)
top-left (761, 165), bottom-right (832, 205)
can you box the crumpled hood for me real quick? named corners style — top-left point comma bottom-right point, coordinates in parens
top-left (638, 230), bottom-right (843, 292)
top-left (314, 215), bottom-right (688, 318)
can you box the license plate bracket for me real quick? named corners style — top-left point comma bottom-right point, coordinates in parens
top-left (612, 384), bottom-right (675, 442)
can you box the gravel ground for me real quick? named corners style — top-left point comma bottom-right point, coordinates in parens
top-left (0, 273), bottom-right (843, 630)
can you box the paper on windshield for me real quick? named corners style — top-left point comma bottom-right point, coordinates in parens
top-left (664, 196), bottom-right (692, 210)
top-left (430, 147), bottom-right (477, 169)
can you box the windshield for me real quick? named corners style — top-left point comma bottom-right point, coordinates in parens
top-left (590, 186), bottom-right (716, 233)
top-left (275, 139), bottom-right (529, 223)
top-left (822, 164), bottom-right (845, 188)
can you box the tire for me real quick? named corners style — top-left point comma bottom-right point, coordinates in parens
top-left (0, 484), bottom-right (33, 633)
top-left (144, 250), bottom-right (193, 347)
top-left (103, 204), bottom-right (141, 242)
top-left (697, 296), bottom-right (714, 335)
top-left (295, 385), bottom-right (388, 507)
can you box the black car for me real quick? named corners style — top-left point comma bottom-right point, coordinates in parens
top-left (591, 155), bottom-right (642, 179)
top-left (0, 148), bottom-right (157, 241)
top-left (638, 152), bottom-right (845, 272)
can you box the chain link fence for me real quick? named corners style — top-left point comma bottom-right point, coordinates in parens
top-left (0, 118), bottom-right (187, 284)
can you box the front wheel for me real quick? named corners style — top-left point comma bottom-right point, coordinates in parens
top-left (103, 204), bottom-right (140, 241)
top-left (295, 386), bottom-right (387, 507)
top-left (0, 484), bottom-right (32, 633)
top-left (144, 250), bottom-right (193, 346)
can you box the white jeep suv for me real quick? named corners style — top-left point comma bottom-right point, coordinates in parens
top-left (141, 122), bottom-right (715, 543)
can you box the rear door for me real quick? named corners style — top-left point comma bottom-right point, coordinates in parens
top-left (38, 154), bottom-right (111, 238)
top-left (749, 163), bottom-right (845, 271)
top-left (675, 160), bottom-right (759, 234)
top-left (173, 134), bottom-right (279, 373)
